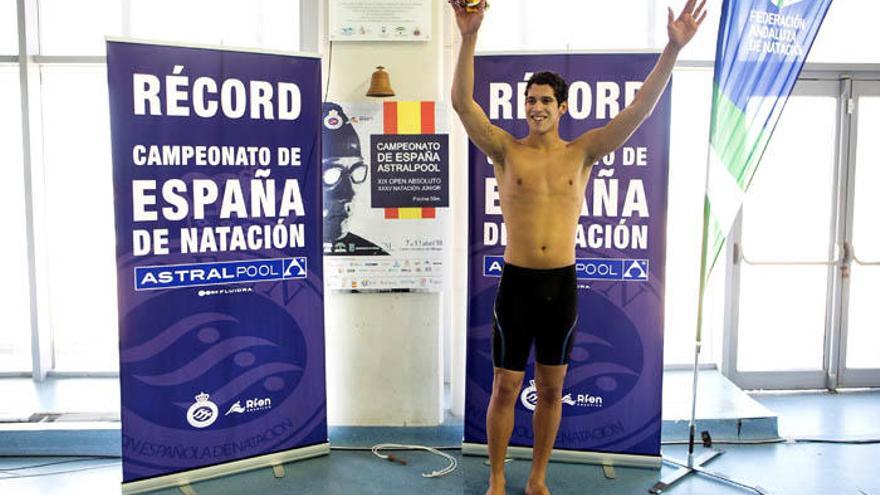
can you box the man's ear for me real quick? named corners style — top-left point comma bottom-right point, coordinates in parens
top-left (559, 101), bottom-right (568, 115)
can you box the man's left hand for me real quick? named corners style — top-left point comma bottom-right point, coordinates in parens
top-left (668, 0), bottom-right (708, 50)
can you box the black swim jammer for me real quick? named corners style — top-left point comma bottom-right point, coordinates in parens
top-left (492, 263), bottom-right (578, 371)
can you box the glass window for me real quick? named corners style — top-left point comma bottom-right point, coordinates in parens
top-left (846, 96), bottom-right (880, 369)
top-left (40, 64), bottom-right (119, 372)
top-left (808, 2), bottom-right (880, 64)
top-left (846, 266), bottom-right (880, 370)
top-left (260, 0), bottom-right (301, 51)
top-left (1, 0), bottom-right (18, 55)
top-left (129, 0), bottom-right (300, 52)
top-left (851, 96), bottom-right (880, 271)
top-left (741, 96), bottom-right (837, 261)
top-left (736, 93), bottom-right (838, 372)
top-left (477, 0), bottom-right (651, 52)
top-left (39, 0), bottom-right (122, 55)
top-left (663, 67), bottom-right (724, 366)
top-left (0, 65), bottom-right (33, 372)
top-left (738, 265), bottom-right (827, 372)
top-left (650, 0), bottom-right (722, 61)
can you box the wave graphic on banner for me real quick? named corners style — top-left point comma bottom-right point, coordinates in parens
top-left (121, 292), bottom-right (307, 430)
top-left (133, 336), bottom-right (280, 386)
top-left (121, 313), bottom-right (238, 363)
top-left (172, 363), bottom-right (305, 409)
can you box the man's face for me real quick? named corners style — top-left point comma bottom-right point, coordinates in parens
top-left (322, 156), bottom-right (368, 241)
top-left (525, 84), bottom-right (567, 135)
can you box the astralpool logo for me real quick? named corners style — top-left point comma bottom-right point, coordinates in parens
top-left (483, 256), bottom-right (648, 282)
top-left (770, 0), bottom-right (807, 9)
top-left (135, 257), bottom-right (307, 290)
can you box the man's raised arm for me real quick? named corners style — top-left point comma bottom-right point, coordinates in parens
top-left (450, 0), bottom-right (512, 165)
top-left (574, 0), bottom-right (707, 165)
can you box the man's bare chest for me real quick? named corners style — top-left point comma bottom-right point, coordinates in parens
top-left (496, 152), bottom-right (587, 198)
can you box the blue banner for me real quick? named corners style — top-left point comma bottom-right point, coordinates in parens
top-left (107, 41), bottom-right (325, 484)
top-left (465, 53), bottom-right (671, 458)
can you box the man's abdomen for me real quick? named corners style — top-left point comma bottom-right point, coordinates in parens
top-left (502, 208), bottom-right (580, 269)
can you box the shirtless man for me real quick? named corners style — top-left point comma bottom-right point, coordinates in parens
top-left (449, 1), bottom-right (706, 494)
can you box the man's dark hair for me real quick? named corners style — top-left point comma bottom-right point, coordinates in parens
top-left (525, 72), bottom-right (569, 105)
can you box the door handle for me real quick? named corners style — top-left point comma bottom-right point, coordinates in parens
top-left (739, 242), bottom-right (842, 266)
top-left (850, 242), bottom-right (880, 266)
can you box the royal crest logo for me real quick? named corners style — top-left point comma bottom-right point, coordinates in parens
top-left (186, 392), bottom-right (219, 428)
top-left (324, 109), bottom-right (344, 130)
top-left (520, 380), bottom-right (538, 411)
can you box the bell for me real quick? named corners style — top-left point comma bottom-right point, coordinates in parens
top-left (366, 66), bottom-right (395, 97)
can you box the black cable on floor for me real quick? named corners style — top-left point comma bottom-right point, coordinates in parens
top-left (661, 437), bottom-right (880, 446)
top-left (661, 439), bottom-right (785, 445)
top-left (791, 437), bottom-right (880, 445)
top-left (0, 460), bottom-right (119, 480)
top-left (331, 445), bottom-right (461, 451)
top-left (0, 458), bottom-right (109, 472)
top-left (0, 454), bottom-right (120, 459)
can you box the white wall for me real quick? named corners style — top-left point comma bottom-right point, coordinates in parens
top-left (325, 292), bottom-right (443, 425)
top-left (325, 0), bottom-right (444, 101)
top-left (317, 0), bottom-right (469, 422)
top-left (444, 9), bottom-right (469, 418)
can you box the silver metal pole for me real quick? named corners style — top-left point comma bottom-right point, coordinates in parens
top-left (688, 140), bottom-right (715, 465)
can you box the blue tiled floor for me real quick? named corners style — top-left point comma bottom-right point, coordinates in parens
top-left (1, 380), bottom-right (878, 494)
top-left (2, 436), bottom-right (879, 494)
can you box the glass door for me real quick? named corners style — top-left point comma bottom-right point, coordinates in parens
top-left (838, 80), bottom-right (880, 387)
top-left (723, 79), bottom-right (842, 389)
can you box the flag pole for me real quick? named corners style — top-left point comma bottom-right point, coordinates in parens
top-left (688, 104), bottom-right (722, 463)
top-left (688, 193), bottom-right (713, 467)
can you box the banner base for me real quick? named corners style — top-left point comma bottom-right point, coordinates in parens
top-left (121, 442), bottom-right (330, 494)
top-left (461, 442), bottom-right (661, 470)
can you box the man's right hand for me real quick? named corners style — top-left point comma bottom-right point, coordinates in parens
top-left (449, 0), bottom-right (486, 37)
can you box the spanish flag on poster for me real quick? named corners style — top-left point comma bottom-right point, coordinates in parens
top-left (382, 101), bottom-right (437, 220)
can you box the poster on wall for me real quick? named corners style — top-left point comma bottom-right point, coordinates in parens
top-left (464, 52), bottom-right (671, 465)
top-left (107, 40), bottom-right (328, 492)
top-left (322, 101), bottom-right (449, 291)
top-left (329, 0), bottom-right (432, 41)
